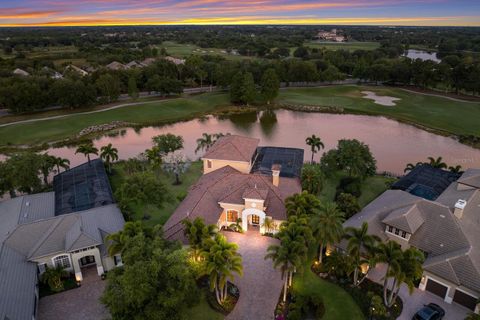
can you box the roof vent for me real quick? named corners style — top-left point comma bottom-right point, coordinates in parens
top-left (455, 199), bottom-right (467, 210)
top-left (439, 214), bottom-right (445, 218)
top-left (25, 202), bottom-right (30, 207)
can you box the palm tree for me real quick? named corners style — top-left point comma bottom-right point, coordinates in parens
top-left (195, 133), bottom-right (214, 154)
top-left (376, 241), bottom-right (403, 305)
top-left (106, 221), bottom-right (147, 256)
top-left (344, 222), bottom-right (380, 286)
top-left (183, 217), bottom-right (217, 261)
top-left (449, 165), bottom-right (463, 173)
top-left (305, 135), bottom-right (325, 163)
top-left (285, 191), bottom-right (321, 217)
top-left (403, 162), bottom-right (422, 173)
top-left (100, 143), bottom-right (119, 173)
top-left (53, 156), bottom-right (70, 173)
top-left (39, 154), bottom-right (56, 185)
top-left (75, 143), bottom-right (99, 164)
top-left (383, 247), bottom-right (424, 307)
top-left (261, 217), bottom-right (276, 234)
top-left (202, 234), bottom-right (243, 305)
top-left (144, 147), bottom-right (162, 168)
top-left (427, 156), bottom-right (447, 169)
top-left (41, 266), bottom-right (68, 292)
top-left (265, 231), bottom-right (306, 302)
top-left (229, 218), bottom-right (243, 233)
top-left (311, 202), bottom-right (345, 263)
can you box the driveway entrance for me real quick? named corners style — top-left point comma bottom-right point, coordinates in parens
top-left (223, 231), bottom-right (284, 320)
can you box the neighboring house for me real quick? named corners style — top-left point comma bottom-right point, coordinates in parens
top-left (65, 64), bottom-right (89, 77)
top-left (342, 167), bottom-right (480, 313)
top-left (316, 29), bottom-right (345, 42)
top-left (164, 56), bottom-right (186, 65)
top-left (140, 57), bottom-right (156, 66)
top-left (0, 159), bottom-right (124, 320)
top-left (164, 135), bottom-right (303, 242)
top-left (106, 61), bottom-right (127, 71)
top-left (13, 68), bottom-right (30, 76)
top-left (125, 60), bottom-right (143, 69)
top-left (42, 66), bottom-right (63, 79)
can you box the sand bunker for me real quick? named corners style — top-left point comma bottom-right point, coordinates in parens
top-left (362, 91), bottom-right (401, 106)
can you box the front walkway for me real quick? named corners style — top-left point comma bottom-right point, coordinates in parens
top-left (223, 230), bottom-right (284, 320)
top-left (368, 264), bottom-right (470, 320)
top-left (38, 266), bottom-right (109, 320)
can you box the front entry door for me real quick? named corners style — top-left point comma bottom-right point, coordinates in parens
top-left (80, 255), bottom-right (96, 267)
top-left (251, 215), bottom-right (260, 225)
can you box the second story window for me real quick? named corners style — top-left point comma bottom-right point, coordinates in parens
top-left (207, 160), bottom-right (212, 169)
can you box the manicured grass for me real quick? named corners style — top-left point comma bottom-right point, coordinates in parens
top-left (303, 41), bottom-right (380, 51)
top-left (319, 171), bottom-right (394, 208)
top-left (185, 290), bottom-right (224, 320)
top-left (279, 85), bottom-right (480, 137)
top-left (109, 161), bottom-right (203, 227)
top-left (293, 261), bottom-right (364, 320)
top-left (160, 41), bottom-right (253, 61)
top-left (0, 92), bottom-right (230, 147)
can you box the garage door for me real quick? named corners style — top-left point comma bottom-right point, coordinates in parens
top-left (426, 279), bottom-right (448, 299)
top-left (453, 290), bottom-right (477, 311)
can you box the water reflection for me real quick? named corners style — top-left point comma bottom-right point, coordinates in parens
top-left (4, 110), bottom-right (480, 175)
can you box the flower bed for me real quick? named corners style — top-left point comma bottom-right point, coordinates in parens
top-left (39, 274), bottom-right (78, 297)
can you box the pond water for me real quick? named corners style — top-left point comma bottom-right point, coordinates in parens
top-left (404, 49), bottom-right (441, 63)
top-left (40, 109), bottom-right (480, 175)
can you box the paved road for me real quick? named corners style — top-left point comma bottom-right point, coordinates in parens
top-left (224, 231), bottom-right (284, 320)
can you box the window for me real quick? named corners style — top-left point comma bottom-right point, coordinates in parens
top-left (53, 255), bottom-right (71, 269)
top-left (227, 210), bottom-right (238, 222)
top-left (394, 228), bottom-right (400, 235)
top-left (401, 231), bottom-right (407, 238)
top-left (37, 263), bottom-right (46, 275)
top-left (388, 226), bottom-right (393, 233)
top-left (207, 160), bottom-right (212, 169)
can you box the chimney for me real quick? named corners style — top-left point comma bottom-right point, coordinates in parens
top-left (271, 164), bottom-right (281, 187)
top-left (454, 199), bottom-right (467, 219)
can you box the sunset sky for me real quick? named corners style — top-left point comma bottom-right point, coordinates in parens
top-left (0, 0), bottom-right (479, 27)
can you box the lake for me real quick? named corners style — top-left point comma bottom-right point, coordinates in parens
top-left (41, 109), bottom-right (480, 175)
top-left (404, 49), bottom-right (440, 63)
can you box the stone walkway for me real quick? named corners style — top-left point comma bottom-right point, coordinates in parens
top-left (368, 264), bottom-right (469, 320)
top-left (223, 231), bottom-right (284, 320)
top-left (38, 266), bottom-right (110, 320)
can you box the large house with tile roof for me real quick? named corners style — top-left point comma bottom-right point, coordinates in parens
top-left (343, 166), bottom-right (480, 313)
top-left (164, 135), bottom-right (303, 242)
top-left (0, 159), bottom-right (125, 320)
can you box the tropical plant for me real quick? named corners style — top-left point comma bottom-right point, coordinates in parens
top-left (152, 134), bottom-right (184, 155)
top-left (344, 222), bottom-right (380, 286)
top-left (53, 156), bottom-right (70, 173)
top-left (336, 193), bottom-right (361, 219)
top-left (39, 154), bottom-right (56, 185)
top-left (100, 143), bottom-right (119, 173)
top-left (448, 165), bottom-right (463, 173)
top-left (305, 135), bottom-right (325, 163)
top-left (336, 139), bottom-right (377, 178)
top-left (311, 202), bottom-right (345, 263)
top-left (261, 216), bottom-right (276, 234)
top-left (202, 234), bottom-right (243, 305)
top-left (427, 156), bottom-right (447, 169)
top-left (144, 146), bottom-right (162, 168)
top-left (182, 217), bottom-right (217, 261)
top-left (41, 266), bottom-right (68, 292)
top-left (403, 161), bottom-right (422, 173)
top-left (260, 68), bottom-right (280, 105)
top-left (195, 133), bottom-right (214, 154)
top-left (301, 163), bottom-right (324, 194)
top-left (376, 241), bottom-right (403, 306)
top-left (75, 143), bottom-right (99, 164)
top-left (383, 247), bottom-right (424, 307)
top-left (229, 218), bottom-right (243, 233)
top-left (285, 191), bottom-right (322, 217)
top-left (106, 221), bottom-right (147, 257)
top-left (324, 250), bottom-right (355, 279)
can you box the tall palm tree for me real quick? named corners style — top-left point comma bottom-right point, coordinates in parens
top-left (39, 154), bottom-right (56, 185)
top-left (106, 221), bottom-right (147, 256)
top-left (305, 135), bottom-right (325, 163)
top-left (195, 133), bottom-right (213, 154)
top-left (75, 143), bottom-right (98, 164)
top-left (427, 156), bottom-right (447, 169)
top-left (311, 202), bottom-right (345, 263)
top-left (344, 222), bottom-right (380, 286)
top-left (53, 156), bottom-right (70, 173)
top-left (202, 234), bottom-right (243, 305)
top-left (265, 231), bottom-right (306, 302)
top-left (285, 191), bottom-right (321, 217)
top-left (377, 241), bottom-right (403, 305)
top-left (384, 247), bottom-right (424, 307)
top-left (100, 143), bottom-right (119, 173)
top-left (41, 266), bottom-right (68, 292)
top-left (183, 217), bottom-right (217, 261)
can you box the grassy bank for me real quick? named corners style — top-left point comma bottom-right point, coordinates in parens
top-left (0, 93), bottom-right (230, 147)
top-left (303, 41), bottom-right (380, 52)
top-left (1, 85), bottom-right (480, 150)
top-left (279, 85), bottom-right (480, 138)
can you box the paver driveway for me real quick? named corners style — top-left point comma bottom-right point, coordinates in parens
top-left (223, 230), bottom-right (284, 320)
top-left (38, 266), bottom-right (109, 320)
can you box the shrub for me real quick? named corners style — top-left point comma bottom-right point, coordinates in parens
top-left (336, 176), bottom-right (362, 198)
top-left (336, 193), bottom-right (361, 219)
top-left (301, 163), bottom-right (324, 194)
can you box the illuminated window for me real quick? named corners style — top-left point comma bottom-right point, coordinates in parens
top-left (227, 210), bottom-right (238, 222)
top-left (53, 255), bottom-right (71, 269)
top-left (207, 160), bottom-right (212, 169)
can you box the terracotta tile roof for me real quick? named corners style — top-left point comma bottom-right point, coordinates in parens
top-left (242, 188), bottom-right (268, 200)
top-left (202, 135), bottom-right (259, 162)
top-left (163, 166), bottom-right (301, 243)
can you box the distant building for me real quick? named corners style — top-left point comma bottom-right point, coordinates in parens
top-left (140, 57), bottom-right (156, 66)
top-left (13, 68), bottom-right (30, 77)
top-left (164, 56), bottom-right (186, 65)
top-left (105, 61), bottom-right (127, 71)
top-left (65, 65), bottom-right (88, 77)
top-left (125, 61), bottom-right (143, 69)
top-left (317, 29), bottom-right (346, 42)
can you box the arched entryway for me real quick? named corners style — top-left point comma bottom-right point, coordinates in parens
top-left (241, 208), bottom-right (266, 233)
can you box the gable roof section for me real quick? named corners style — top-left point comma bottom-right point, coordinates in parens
top-left (17, 192), bottom-right (55, 224)
top-left (242, 187), bottom-right (269, 201)
top-left (458, 169), bottom-right (480, 188)
top-left (382, 204), bottom-right (424, 233)
top-left (202, 135), bottom-right (259, 162)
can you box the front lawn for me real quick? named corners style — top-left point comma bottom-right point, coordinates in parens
top-left (292, 261), bottom-right (364, 320)
top-left (109, 160), bottom-right (203, 226)
top-left (185, 290), bottom-right (224, 320)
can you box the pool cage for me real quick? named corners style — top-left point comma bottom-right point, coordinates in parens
top-left (251, 147), bottom-right (304, 178)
